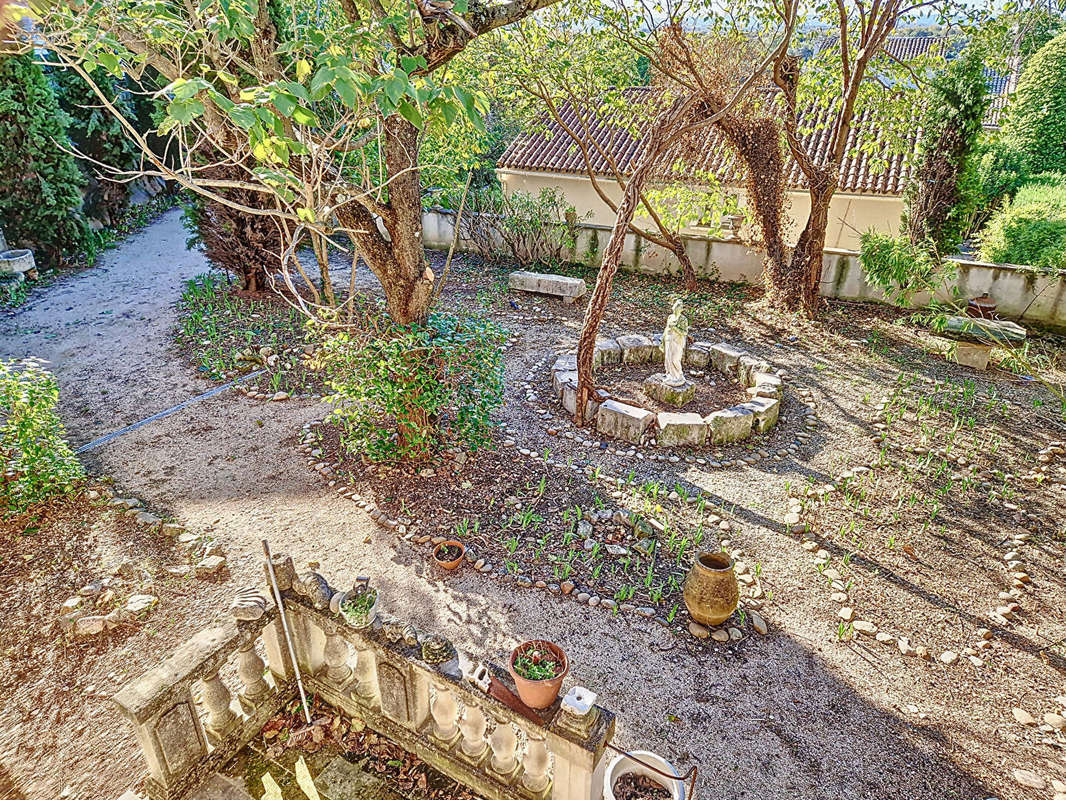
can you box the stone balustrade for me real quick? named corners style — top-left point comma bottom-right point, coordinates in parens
top-left (112, 597), bottom-right (293, 800)
top-left (113, 555), bottom-right (616, 800)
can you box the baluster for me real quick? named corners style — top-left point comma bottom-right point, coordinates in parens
top-left (489, 716), bottom-right (518, 776)
top-left (430, 685), bottom-right (459, 742)
top-left (324, 631), bottom-right (353, 687)
top-left (200, 670), bottom-right (237, 738)
top-left (354, 646), bottom-right (379, 702)
top-left (459, 703), bottom-right (488, 759)
top-left (521, 733), bottom-right (551, 794)
top-left (237, 640), bottom-right (270, 707)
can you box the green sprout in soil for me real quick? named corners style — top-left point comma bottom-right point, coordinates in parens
top-left (513, 644), bottom-right (562, 681)
top-left (340, 589), bottom-right (378, 624)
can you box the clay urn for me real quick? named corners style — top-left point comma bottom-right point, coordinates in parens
top-left (682, 552), bottom-right (739, 627)
top-left (967, 292), bottom-right (997, 319)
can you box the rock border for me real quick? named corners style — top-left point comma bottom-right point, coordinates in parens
top-left (548, 337), bottom-right (785, 448)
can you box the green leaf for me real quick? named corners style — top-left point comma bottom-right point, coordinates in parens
top-left (397, 100), bottom-right (423, 128)
top-left (383, 75), bottom-right (407, 105)
top-left (310, 66), bottom-right (335, 98)
top-left (292, 106), bottom-right (318, 126)
top-left (273, 91), bottom-right (297, 117)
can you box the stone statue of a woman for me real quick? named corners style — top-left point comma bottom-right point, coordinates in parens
top-left (662, 299), bottom-right (689, 386)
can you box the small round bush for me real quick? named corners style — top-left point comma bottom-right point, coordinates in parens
top-left (979, 173), bottom-right (1066, 270)
top-left (314, 312), bottom-right (506, 462)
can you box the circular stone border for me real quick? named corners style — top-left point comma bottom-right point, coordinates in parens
top-left (548, 336), bottom-right (785, 448)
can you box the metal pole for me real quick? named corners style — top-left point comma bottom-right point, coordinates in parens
top-left (262, 539), bottom-right (312, 725)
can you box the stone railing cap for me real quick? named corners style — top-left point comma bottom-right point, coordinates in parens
top-left (113, 621), bottom-right (243, 723)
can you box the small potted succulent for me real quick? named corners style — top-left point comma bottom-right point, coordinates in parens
top-left (433, 540), bottom-right (466, 570)
top-left (338, 586), bottom-right (378, 629)
top-left (508, 639), bottom-right (569, 709)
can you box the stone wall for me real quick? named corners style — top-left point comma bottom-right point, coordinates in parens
top-left (421, 209), bottom-right (1066, 331)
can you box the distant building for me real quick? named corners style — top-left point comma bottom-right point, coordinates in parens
top-left (496, 36), bottom-right (1012, 252)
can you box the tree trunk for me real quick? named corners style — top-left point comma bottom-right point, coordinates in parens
top-left (665, 232), bottom-right (698, 291)
top-left (335, 115), bottom-right (434, 325)
top-left (575, 99), bottom-right (691, 425)
top-left (766, 174), bottom-right (834, 315)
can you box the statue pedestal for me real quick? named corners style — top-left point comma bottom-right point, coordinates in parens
top-left (642, 373), bottom-right (695, 408)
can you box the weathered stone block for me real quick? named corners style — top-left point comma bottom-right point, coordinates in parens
top-left (642, 373), bottom-right (695, 407)
top-left (592, 338), bottom-right (622, 367)
top-left (552, 353), bottom-right (578, 373)
top-left (657, 412), bottom-right (708, 446)
top-left (738, 397), bottom-right (780, 432)
top-left (596, 400), bottom-right (655, 443)
top-left (553, 369), bottom-right (578, 397)
top-left (705, 406), bottom-right (754, 444)
top-left (738, 355), bottom-right (770, 386)
top-left (615, 334), bottom-right (659, 364)
top-left (709, 343), bottom-right (746, 373)
top-left (952, 341), bottom-right (992, 370)
top-left (561, 384), bottom-right (604, 419)
top-left (750, 371), bottom-right (783, 399)
top-left (508, 271), bottom-right (587, 303)
top-left (683, 344), bottom-right (711, 368)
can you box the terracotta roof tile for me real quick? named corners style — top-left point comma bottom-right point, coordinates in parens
top-left (498, 87), bottom-right (918, 196)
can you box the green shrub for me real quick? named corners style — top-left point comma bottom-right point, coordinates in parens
top-left (903, 46), bottom-right (989, 253)
top-left (1002, 31), bottom-right (1066, 174)
top-left (973, 138), bottom-right (1029, 215)
top-left (0, 359), bottom-right (84, 515)
top-left (979, 173), bottom-right (1066, 270)
top-left (859, 232), bottom-right (954, 306)
top-left (0, 54), bottom-right (88, 267)
top-left (314, 313), bottom-right (506, 462)
top-left (47, 63), bottom-right (139, 225)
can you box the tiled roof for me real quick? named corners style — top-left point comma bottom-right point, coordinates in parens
top-left (817, 34), bottom-right (945, 61)
top-left (498, 87), bottom-right (917, 196)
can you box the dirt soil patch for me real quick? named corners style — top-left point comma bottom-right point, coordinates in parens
top-left (598, 360), bottom-right (748, 414)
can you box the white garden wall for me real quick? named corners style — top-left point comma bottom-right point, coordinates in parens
top-left (422, 210), bottom-right (1066, 331)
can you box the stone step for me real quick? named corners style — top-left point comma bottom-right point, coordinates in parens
top-left (315, 756), bottom-right (408, 800)
top-left (188, 773), bottom-right (257, 800)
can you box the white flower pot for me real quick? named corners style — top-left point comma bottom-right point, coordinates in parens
top-left (0, 249), bottom-right (35, 275)
top-left (603, 750), bottom-right (685, 800)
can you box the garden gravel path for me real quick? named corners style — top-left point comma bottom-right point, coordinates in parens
top-left (0, 211), bottom-right (1026, 800)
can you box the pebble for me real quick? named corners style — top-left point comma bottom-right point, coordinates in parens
top-left (751, 612), bottom-right (768, 635)
top-left (939, 651), bottom-right (959, 665)
top-left (1013, 769), bottom-right (1045, 790)
top-left (577, 592), bottom-right (590, 603)
top-left (1044, 713), bottom-right (1066, 731)
top-left (838, 607), bottom-right (855, 622)
top-left (560, 581), bottom-right (575, 595)
top-left (711, 629), bottom-right (730, 643)
top-left (195, 555), bottom-right (227, 577)
top-left (853, 621), bottom-right (877, 636)
top-left (689, 622), bottom-right (710, 639)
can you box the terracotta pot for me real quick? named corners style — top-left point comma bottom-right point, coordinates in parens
top-left (433, 540), bottom-right (466, 570)
top-left (682, 552), bottom-right (739, 627)
top-left (508, 640), bottom-right (569, 710)
top-left (967, 292), bottom-right (998, 319)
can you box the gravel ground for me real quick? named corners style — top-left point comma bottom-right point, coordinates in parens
top-left (1, 209), bottom-right (1064, 800)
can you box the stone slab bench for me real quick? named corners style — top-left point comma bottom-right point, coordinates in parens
top-left (938, 316), bottom-right (1027, 371)
top-left (508, 270), bottom-right (587, 304)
